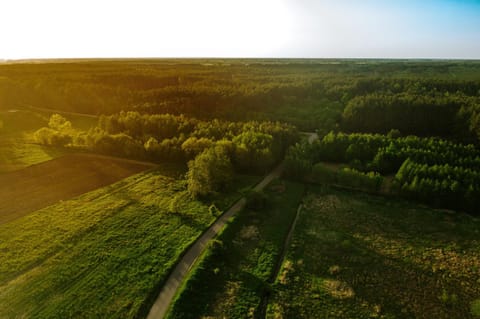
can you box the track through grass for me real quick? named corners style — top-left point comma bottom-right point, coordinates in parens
top-left (167, 180), bottom-right (305, 319)
top-left (0, 165), bottom-right (258, 318)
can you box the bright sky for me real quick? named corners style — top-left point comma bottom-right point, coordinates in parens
top-left (1, 0), bottom-right (479, 59)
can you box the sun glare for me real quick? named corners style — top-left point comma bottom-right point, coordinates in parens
top-left (0, 0), bottom-right (293, 59)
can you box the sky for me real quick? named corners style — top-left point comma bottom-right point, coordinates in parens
top-left (1, 0), bottom-right (479, 59)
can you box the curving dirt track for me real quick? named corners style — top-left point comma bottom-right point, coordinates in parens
top-left (147, 132), bottom-right (318, 319)
top-left (146, 163), bottom-right (285, 319)
top-left (0, 153), bottom-right (155, 225)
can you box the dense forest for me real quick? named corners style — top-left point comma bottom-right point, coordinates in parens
top-left (1, 59), bottom-right (480, 318)
top-left (1, 59), bottom-right (480, 141)
top-left (2, 59), bottom-right (480, 212)
top-left (285, 131), bottom-right (480, 214)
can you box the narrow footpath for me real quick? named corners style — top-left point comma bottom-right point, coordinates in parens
top-left (146, 163), bottom-right (285, 319)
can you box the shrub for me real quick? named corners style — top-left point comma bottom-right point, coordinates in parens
top-left (33, 127), bottom-right (72, 146)
top-left (336, 168), bottom-right (383, 192)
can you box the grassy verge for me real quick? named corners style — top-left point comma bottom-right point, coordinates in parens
top-left (267, 186), bottom-right (480, 319)
top-left (167, 180), bottom-right (305, 319)
top-left (0, 165), bottom-right (258, 318)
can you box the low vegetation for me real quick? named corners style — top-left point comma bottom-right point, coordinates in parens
top-left (0, 165), bottom-right (258, 318)
top-left (268, 188), bottom-right (480, 319)
top-left (167, 180), bottom-right (305, 319)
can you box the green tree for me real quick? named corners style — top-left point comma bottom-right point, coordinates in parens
top-left (187, 146), bottom-right (234, 198)
top-left (48, 114), bottom-right (72, 131)
top-left (181, 137), bottom-right (214, 158)
top-left (232, 131), bottom-right (274, 172)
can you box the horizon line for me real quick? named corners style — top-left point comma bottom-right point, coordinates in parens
top-left (2, 57), bottom-right (480, 63)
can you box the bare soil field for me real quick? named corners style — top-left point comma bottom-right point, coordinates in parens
top-left (0, 153), bottom-right (155, 224)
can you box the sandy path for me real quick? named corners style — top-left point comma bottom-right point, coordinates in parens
top-left (146, 163), bottom-right (285, 319)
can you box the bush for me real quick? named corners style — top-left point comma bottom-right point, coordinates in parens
top-left (336, 168), bottom-right (383, 192)
top-left (33, 127), bottom-right (72, 146)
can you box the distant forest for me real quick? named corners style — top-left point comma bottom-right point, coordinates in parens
top-left (1, 59), bottom-right (480, 143)
top-left (2, 59), bottom-right (480, 211)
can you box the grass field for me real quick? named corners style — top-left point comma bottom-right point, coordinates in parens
top-left (167, 180), bottom-right (305, 319)
top-left (267, 187), bottom-right (480, 319)
top-left (0, 109), bottom-right (97, 173)
top-left (0, 165), bottom-right (259, 318)
top-left (0, 153), bottom-right (155, 224)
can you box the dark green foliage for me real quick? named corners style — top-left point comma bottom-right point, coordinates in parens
top-left (245, 190), bottom-right (269, 210)
top-left (336, 168), bottom-right (383, 192)
top-left (395, 159), bottom-right (480, 214)
top-left (284, 141), bottom-right (314, 180)
top-left (310, 132), bottom-right (480, 174)
top-left (4, 60), bottom-right (480, 142)
top-left (187, 146), bottom-right (234, 198)
top-left (311, 163), bottom-right (336, 184)
top-left (342, 93), bottom-right (462, 136)
top-left (310, 162), bottom-right (384, 193)
top-left (288, 131), bottom-right (480, 213)
top-left (34, 111), bottom-right (299, 173)
top-left (232, 131), bottom-right (274, 173)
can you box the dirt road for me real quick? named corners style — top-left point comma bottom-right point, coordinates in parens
top-left (146, 162), bottom-right (285, 319)
top-left (23, 104), bottom-right (99, 118)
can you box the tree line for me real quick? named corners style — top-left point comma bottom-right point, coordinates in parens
top-left (341, 92), bottom-right (480, 143)
top-left (285, 131), bottom-right (480, 214)
top-left (34, 113), bottom-right (298, 198)
top-left (3, 60), bottom-right (480, 137)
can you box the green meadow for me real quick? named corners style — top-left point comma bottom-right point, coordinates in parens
top-left (268, 188), bottom-right (480, 319)
top-left (0, 165), bottom-right (258, 318)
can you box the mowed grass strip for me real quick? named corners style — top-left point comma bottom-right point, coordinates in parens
top-left (0, 153), bottom-right (155, 224)
top-left (167, 180), bottom-right (305, 319)
top-left (0, 165), bottom-right (259, 318)
top-left (267, 188), bottom-right (480, 319)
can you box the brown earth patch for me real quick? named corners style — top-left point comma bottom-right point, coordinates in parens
top-left (0, 153), bottom-right (155, 225)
